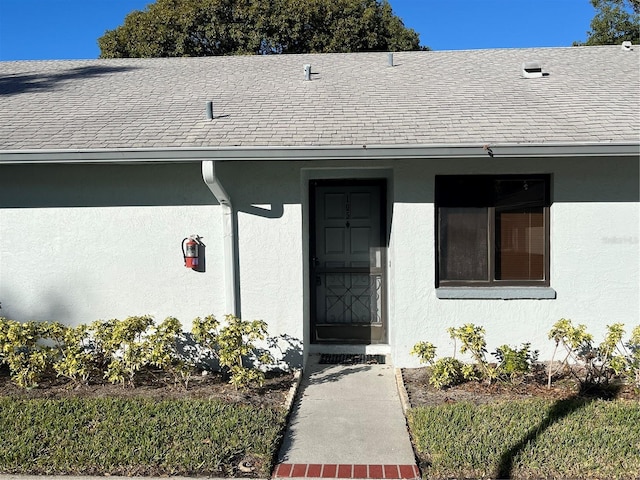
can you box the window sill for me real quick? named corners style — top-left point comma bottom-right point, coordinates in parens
top-left (436, 287), bottom-right (556, 300)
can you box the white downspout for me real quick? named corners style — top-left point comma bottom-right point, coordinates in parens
top-left (202, 160), bottom-right (237, 316)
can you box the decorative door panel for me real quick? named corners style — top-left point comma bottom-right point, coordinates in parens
top-left (310, 180), bottom-right (387, 344)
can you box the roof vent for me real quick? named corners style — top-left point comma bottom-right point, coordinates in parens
top-left (388, 53), bottom-right (394, 67)
top-left (621, 41), bottom-right (633, 51)
top-left (206, 101), bottom-right (213, 120)
top-left (304, 64), bottom-right (311, 81)
top-left (522, 61), bottom-right (543, 78)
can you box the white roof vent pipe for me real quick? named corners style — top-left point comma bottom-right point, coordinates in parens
top-left (206, 101), bottom-right (213, 120)
top-left (622, 41), bottom-right (633, 51)
top-left (304, 64), bottom-right (311, 81)
top-left (388, 53), bottom-right (394, 67)
top-left (522, 61), bottom-right (543, 78)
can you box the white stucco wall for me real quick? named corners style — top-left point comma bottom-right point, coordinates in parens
top-left (217, 161), bottom-right (305, 366)
top-left (0, 163), bottom-right (226, 328)
top-left (389, 156), bottom-right (640, 367)
top-left (1, 156), bottom-right (638, 369)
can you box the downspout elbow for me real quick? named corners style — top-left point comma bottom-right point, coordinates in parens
top-left (202, 160), bottom-right (231, 206)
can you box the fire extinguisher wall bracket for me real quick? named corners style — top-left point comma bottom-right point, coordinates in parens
top-left (182, 236), bottom-right (200, 269)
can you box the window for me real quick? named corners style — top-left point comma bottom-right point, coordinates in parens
top-left (436, 175), bottom-right (550, 287)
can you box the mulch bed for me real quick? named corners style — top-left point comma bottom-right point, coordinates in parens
top-left (3, 363), bottom-right (637, 409)
top-left (0, 364), bottom-right (294, 408)
top-left (402, 366), bottom-right (639, 407)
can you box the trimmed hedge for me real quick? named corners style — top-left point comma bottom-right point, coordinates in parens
top-left (0, 315), bottom-right (273, 389)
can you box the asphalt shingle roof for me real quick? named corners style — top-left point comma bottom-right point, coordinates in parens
top-left (0, 46), bottom-right (638, 152)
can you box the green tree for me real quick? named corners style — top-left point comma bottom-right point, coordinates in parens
top-left (98, 0), bottom-right (424, 58)
top-left (576, 0), bottom-right (640, 45)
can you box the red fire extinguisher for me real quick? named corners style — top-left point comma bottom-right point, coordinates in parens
top-left (182, 236), bottom-right (200, 269)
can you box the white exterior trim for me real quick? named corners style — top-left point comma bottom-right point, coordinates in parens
top-left (0, 142), bottom-right (638, 164)
top-left (436, 287), bottom-right (557, 299)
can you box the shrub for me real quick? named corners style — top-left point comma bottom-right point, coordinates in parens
top-left (493, 343), bottom-right (539, 381)
top-left (145, 316), bottom-right (195, 389)
top-left (548, 319), bottom-right (636, 388)
top-left (0, 318), bottom-right (52, 388)
top-left (193, 314), bottom-right (274, 389)
top-left (410, 341), bottom-right (437, 365)
top-left (1, 319), bottom-right (95, 387)
top-left (1, 314), bottom-right (275, 391)
top-left (96, 315), bottom-right (196, 389)
top-left (448, 323), bottom-right (494, 380)
top-left (47, 322), bottom-right (94, 385)
top-left (627, 325), bottom-right (640, 389)
top-left (90, 318), bottom-right (118, 369)
top-left (429, 357), bottom-right (469, 389)
top-left (92, 315), bottom-right (155, 387)
top-left (191, 314), bottom-right (220, 353)
top-left (410, 341), bottom-right (477, 389)
top-left (414, 320), bottom-right (638, 391)
top-left (412, 325), bottom-right (537, 388)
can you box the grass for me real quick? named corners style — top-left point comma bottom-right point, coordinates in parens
top-left (0, 397), bottom-right (286, 477)
top-left (407, 397), bottom-right (640, 480)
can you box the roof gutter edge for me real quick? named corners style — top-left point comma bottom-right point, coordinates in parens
top-left (0, 142), bottom-right (638, 164)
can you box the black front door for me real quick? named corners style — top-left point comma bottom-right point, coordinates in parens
top-left (310, 180), bottom-right (387, 344)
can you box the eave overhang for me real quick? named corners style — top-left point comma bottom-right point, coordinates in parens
top-left (0, 142), bottom-right (638, 164)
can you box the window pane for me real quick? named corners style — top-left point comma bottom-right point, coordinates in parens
top-left (435, 174), bottom-right (549, 287)
top-left (439, 207), bottom-right (488, 281)
top-left (496, 208), bottom-right (544, 280)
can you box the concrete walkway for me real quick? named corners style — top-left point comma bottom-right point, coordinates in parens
top-left (274, 354), bottom-right (419, 479)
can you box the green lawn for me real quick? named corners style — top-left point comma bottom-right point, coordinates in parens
top-left (0, 397), bottom-right (285, 477)
top-left (408, 398), bottom-right (640, 480)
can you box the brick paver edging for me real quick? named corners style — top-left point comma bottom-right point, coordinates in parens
top-left (273, 463), bottom-right (420, 479)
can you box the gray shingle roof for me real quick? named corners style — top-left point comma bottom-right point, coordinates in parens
top-left (0, 46), bottom-right (638, 152)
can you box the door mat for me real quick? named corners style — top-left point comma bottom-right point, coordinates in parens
top-left (318, 354), bottom-right (386, 365)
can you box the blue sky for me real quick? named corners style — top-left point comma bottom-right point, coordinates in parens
top-left (0, 0), bottom-right (596, 61)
